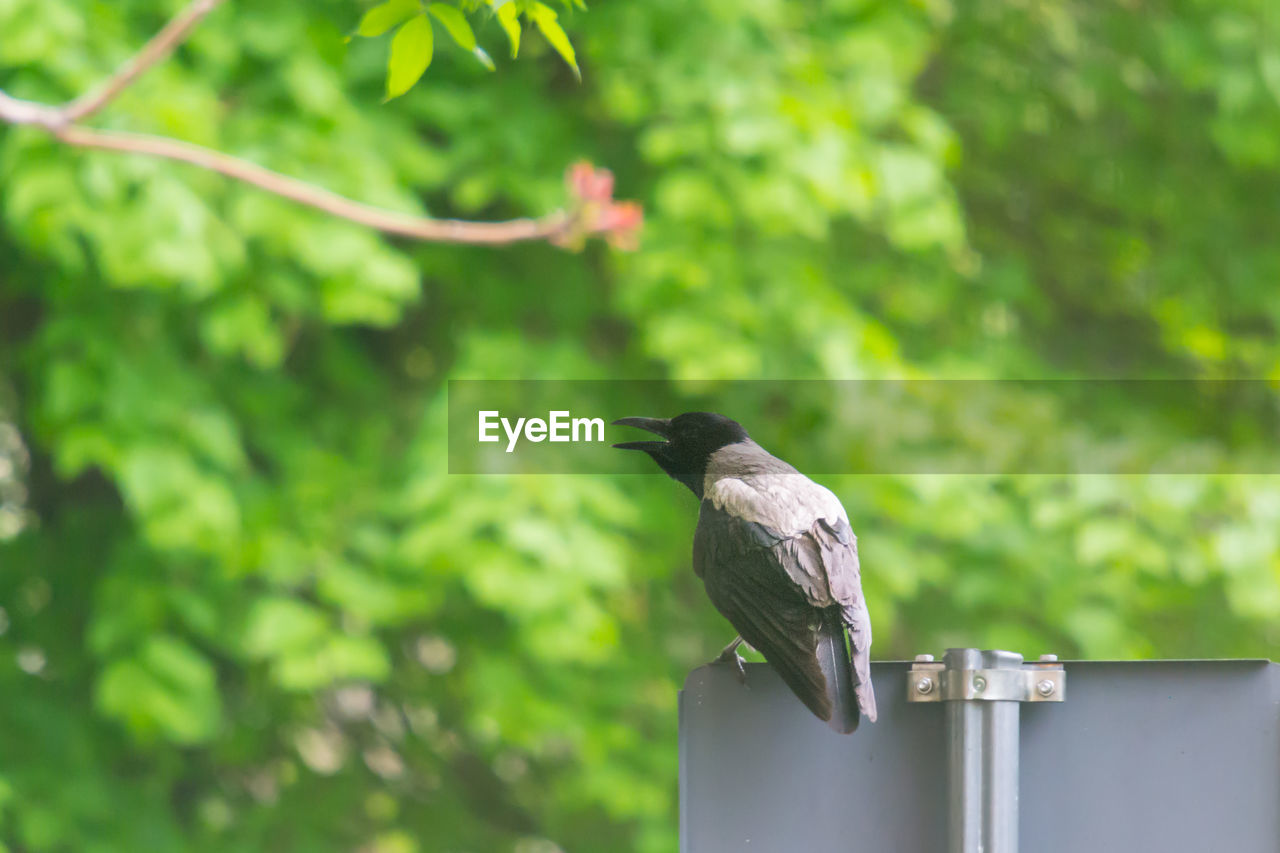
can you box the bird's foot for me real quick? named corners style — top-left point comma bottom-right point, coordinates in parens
top-left (713, 647), bottom-right (748, 686)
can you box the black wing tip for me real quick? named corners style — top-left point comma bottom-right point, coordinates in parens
top-left (828, 712), bottom-right (861, 734)
top-left (826, 687), bottom-right (863, 734)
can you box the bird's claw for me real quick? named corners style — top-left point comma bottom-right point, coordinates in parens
top-left (714, 649), bottom-right (748, 686)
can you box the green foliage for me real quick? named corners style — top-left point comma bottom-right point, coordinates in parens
top-left (96, 634), bottom-right (222, 743)
top-left (2, 0), bottom-right (1280, 851)
top-left (357, 0), bottom-right (580, 97)
top-left (527, 2), bottom-right (577, 80)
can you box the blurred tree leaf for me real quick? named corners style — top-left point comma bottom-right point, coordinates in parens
top-left (386, 13), bottom-right (435, 100)
top-left (357, 0), bottom-right (420, 38)
top-left (496, 1), bottom-right (522, 57)
top-left (529, 2), bottom-right (578, 79)
top-left (242, 597), bottom-right (331, 659)
top-left (96, 636), bottom-right (222, 744)
top-left (428, 4), bottom-right (475, 53)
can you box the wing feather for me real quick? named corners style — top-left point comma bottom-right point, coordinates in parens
top-left (694, 502), bottom-right (875, 731)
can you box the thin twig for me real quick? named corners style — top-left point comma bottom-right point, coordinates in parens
top-left (54, 125), bottom-right (570, 243)
top-left (0, 0), bottom-right (639, 248)
top-left (64, 0), bottom-right (228, 124)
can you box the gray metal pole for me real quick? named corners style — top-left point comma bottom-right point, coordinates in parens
top-left (945, 648), bottom-right (984, 853)
top-left (910, 648), bottom-right (1063, 852)
top-left (943, 648), bottom-right (1024, 853)
top-left (981, 651), bottom-right (1022, 852)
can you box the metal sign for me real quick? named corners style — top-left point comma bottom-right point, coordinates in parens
top-left (680, 654), bottom-right (1279, 852)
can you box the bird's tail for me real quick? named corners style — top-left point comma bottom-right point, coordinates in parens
top-left (814, 607), bottom-right (861, 734)
top-left (841, 602), bottom-right (877, 725)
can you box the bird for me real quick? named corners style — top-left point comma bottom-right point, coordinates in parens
top-left (613, 412), bottom-right (876, 733)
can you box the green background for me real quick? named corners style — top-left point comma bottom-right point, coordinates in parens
top-left (2, 0), bottom-right (1280, 850)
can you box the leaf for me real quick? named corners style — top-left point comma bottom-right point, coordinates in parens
top-left (428, 4), bottom-right (476, 52)
top-left (274, 634), bottom-right (391, 691)
top-left (242, 597), bottom-right (330, 659)
top-left (385, 14), bottom-right (434, 99)
top-left (530, 2), bottom-right (579, 79)
top-left (496, 2), bottom-right (521, 58)
top-left (96, 637), bottom-right (222, 744)
top-left (356, 0), bottom-right (421, 38)
top-left (472, 45), bottom-right (496, 71)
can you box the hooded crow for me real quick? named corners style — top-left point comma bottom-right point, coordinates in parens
top-left (614, 412), bottom-right (876, 733)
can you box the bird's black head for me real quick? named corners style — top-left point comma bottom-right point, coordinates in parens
top-left (612, 412), bottom-right (750, 497)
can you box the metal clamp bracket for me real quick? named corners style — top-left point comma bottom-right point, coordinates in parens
top-left (907, 649), bottom-right (1065, 852)
top-left (908, 654), bottom-right (1065, 703)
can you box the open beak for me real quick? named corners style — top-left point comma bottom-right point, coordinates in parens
top-left (612, 416), bottom-right (671, 451)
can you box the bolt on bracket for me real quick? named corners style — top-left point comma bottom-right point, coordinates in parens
top-left (908, 653), bottom-right (1065, 703)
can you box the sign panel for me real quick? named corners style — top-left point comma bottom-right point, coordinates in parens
top-left (680, 660), bottom-right (1279, 852)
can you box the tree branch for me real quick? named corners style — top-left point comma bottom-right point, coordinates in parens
top-left (65, 0), bottom-right (228, 124)
top-left (53, 124), bottom-right (571, 243)
top-left (0, 0), bottom-right (641, 248)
